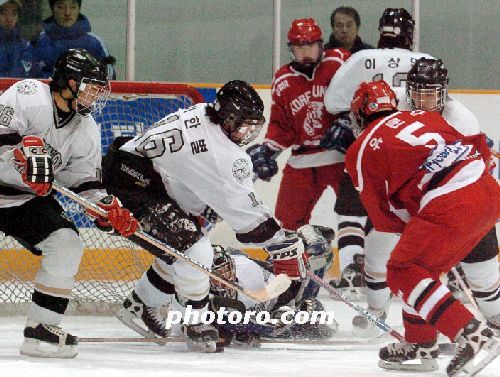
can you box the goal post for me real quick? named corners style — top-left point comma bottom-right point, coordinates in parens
top-left (0, 79), bottom-right (205, 315)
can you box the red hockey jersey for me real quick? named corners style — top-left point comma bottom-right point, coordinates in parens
top-left (264, 49), bottom-right (349, 168)
top-left (345, 110), bottom-right (492, 233)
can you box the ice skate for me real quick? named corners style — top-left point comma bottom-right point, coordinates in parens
top-left (20, 319), bottom-right (78, 358)
top-left (486, 313), bottom-right (500, 337)
top-left (352, 306), bottom-right (387, 337)
top-left (116, 290), bottom-right (170, 340)
top-left (182, 323), bottom-right (219, 353)
top-left (447, 318), bottom-right (499, 376)
top-left (329, 254), bottom-right (366, 301)
top-left (378, 340), bottom-right (439, 371)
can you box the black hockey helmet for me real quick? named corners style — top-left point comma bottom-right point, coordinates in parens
top-left (406, 57), bottom-right (449, 112)
top-left (210, 245), bottom-right (237, 299)
top-left (377, 8), bottom-right (414, 50)
top-left (50, 48), bottom-right (110, 115)
top-left (211, 80), bottom-right (265, 146)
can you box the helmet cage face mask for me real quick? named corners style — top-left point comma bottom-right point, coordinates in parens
top-left (214, 80), bottom-right (265, 146)
top-left (210, 248), bottom-right (237, 299)
top-left (288, 41), bottom-right (323, 67)
top-left (406, 83), bottom-right (447, 113)
top-left (222, 114), bottom-right (265, 146)
top-left (75, 77), bottom-right (111, 116)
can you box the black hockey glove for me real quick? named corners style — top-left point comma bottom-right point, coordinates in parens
top-left (319, 113), bottom-right (356, 153)
top-left (246, 144), bottom-right (279, 182)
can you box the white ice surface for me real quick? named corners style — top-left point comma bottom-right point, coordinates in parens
top-left (1, 292), bottom-right (498, 377)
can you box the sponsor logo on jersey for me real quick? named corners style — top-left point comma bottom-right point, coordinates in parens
top-left (232, 158), bottom-right (251, 182)
top-left (421, 141), bottom-right (472, 173)
top-left (16, 81), bottom-right (38, 95)
top-left (120, 163), bottom-right (151, 187)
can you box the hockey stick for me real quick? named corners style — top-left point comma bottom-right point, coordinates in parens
top-left (51, 182), bottom-right (291, 303)
top-left (306, 270), bottom-right (406, 342)
top-left (77, 335), bottom-right (457, 354)
top-left (450, 266), bottom-right (482, 316)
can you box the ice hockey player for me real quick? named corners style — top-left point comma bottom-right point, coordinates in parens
top-left (344, 80), bottom-right (499, 376)
top-left (323, 8), bottom-right (432, 302)
top-left (0, 48), bottom-right (139, 358)
top-left (209, 225), bottom-right (337, 347)
top-left (246, 18), bottom-right (363, 299)
top-left (324, 8), bottom-right (499, 334)
top-left (104, 80), bottom-right (309, 353)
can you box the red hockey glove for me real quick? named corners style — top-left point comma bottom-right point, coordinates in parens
top-left (265, 234), bottom-right (310, 280)
top-left (13, 135), bottom-right (53, 196)
top-left (88, 195), bottom-right (139, 237)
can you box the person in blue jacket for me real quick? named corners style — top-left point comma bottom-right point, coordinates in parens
top-left (31, 0), bottom-right (115, 79)
top-left (0, 0), bottom-right (32, 78)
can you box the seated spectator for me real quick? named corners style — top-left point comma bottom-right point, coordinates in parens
top-left (31, 0), bottom-right (115, 79)
top-left (0, 0), bottom-right (32, 78)
top-left (324, 6), bottom-right (373, 53)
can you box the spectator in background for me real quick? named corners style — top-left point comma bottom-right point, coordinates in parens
top-left (324, 6), bottom-right (373, 53)
top-left (31, 0), bottom-right (115, 79)
top-left (0, 0), bottom-right (32, 78)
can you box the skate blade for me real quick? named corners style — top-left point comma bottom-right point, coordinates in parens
top-left (378, 358), bottom-right (438, 372)
top-left (461, 338), bottom-right (500, 377)
top-left (20, 338), bottom-right (77, 359)
top-left (116, 308), bottom-right (166, 345)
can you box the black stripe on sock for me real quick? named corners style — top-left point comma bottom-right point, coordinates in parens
top-left (414, 280), bottom-right (437, 310)
top-left (32, 290), bottom-right (69, 315)
top-left (146, 267), bottom-right (176, 294)
top-left (429, 296), bottom-right (456, 326)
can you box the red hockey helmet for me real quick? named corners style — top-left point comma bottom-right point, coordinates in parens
top-left (287, 18), bottom-right (322, 45)
top-left (351, 81), bottom-right (398, 133)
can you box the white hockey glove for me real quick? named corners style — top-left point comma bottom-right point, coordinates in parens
top-left (265, 234), bottom-right (309, 280)
top-left (13, 135), bottom-right (53, 196)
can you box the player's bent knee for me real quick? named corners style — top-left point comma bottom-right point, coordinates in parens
top-left (36, 228), bottom-right (84, 277)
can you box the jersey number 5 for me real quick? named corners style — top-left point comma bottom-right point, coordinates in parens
top-left (396, 121), bottom-right (445, 148)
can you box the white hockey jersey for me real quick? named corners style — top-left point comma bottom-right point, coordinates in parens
top-left (120, 104), bottom-right (281, 245)
top-left (324, 48), bottom-right (481, 136)
top-left (0, 79), bottom-right (105, 208)
top-left (324, 48), bottom-right (433, 114)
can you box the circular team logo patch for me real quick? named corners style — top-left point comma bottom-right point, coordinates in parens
top-left (16, 81), bottom-right (38, 95)
top-left (232, 158), bottom-right (251, 182)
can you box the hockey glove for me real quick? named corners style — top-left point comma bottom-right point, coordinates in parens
top-left (13, 135), bottom-right (54, 196)
top-left (319, 113), bottom-right (356, 153)
top-left (265, 234), bottom-right (309, 280)
top-left (87, 195), bottom-right (139, 237)
top-left (196, 205), bottom-right (221, 231)
top-left (246, 144), bottom-right (279, 182)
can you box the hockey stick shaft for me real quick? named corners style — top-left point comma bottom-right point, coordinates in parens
top-left (51, 182), bottom-right (291, 303)
top-left (306, 270), bottom-right (406, 343)
top-left (450, 266), bottom-right (482, 316)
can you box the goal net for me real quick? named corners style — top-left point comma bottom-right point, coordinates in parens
top-left (0, 79), bottom-right (205, 315)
